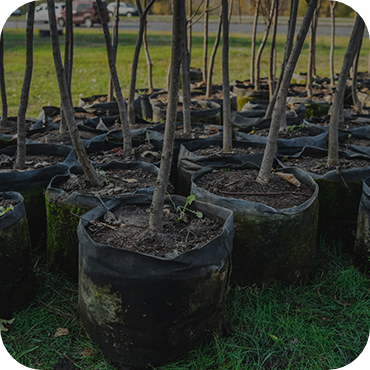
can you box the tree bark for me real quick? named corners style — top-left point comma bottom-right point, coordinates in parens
top-left (222, 0), bottom-right (232, 151)
top-left (143, 1), bottom-right (154, 94)
top-left (0, 32), bottom-right (7, 130)
top-left (254, 0), bottom-right (276, 91)
top-left (352, 34), bottom-right (363, 113)
top-left (306, 0), bottom-right (321, 97)
top-left (127, 0), bottom-right (156, 126)
top-left (268, 0), bottom-right (278, 101)
top-left (96, 0), bottom-right (132, 154)
top-left (250, 0), bottom-right (260, 85)
top-left (257, 0), bottom-right (318, 185)
top-left (203, 0), bottom-right (209, 82)
top-left (206, 3), bottom-right (222, 98)
top-left (60, 0), bottom-right (73, 135)
top-left (47, 0), bottom-right (104, 186)
top-left (108, 0), bottom-right (120, 102)
top-left (181, 12), bottom-right (192, 136)
top-left (14, 2), bottom-right (35, 170)
top-left (149, 0), bottom-right (184, 231)
top-left (327, 14), bottom-right (364, 167)
top-left (264, 0), bottom-right (298, 121)
top-left (188, 0), bottom-right (192, 66)
top-left (329, 1), bottom-right (336, 86)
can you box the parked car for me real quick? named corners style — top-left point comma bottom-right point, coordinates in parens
top-left (33, 2), bottom-right (65, 24)
top-left (107, 1), bottom-right (139, 17)
top-left (59, 1), bottom-right (109, 27)
top-left (11, 9), bottom-right (22, 16)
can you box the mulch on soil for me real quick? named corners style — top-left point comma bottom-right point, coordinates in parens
top-left (87, 203), bottom-right (223, 258)
top-left (194, 168), bottom-right (314, 209)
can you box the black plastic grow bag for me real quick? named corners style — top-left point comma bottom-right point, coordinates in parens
top-left (0, 191), bottom-right (36, 319)
top-left (77, 194), bottom-right (233, 368)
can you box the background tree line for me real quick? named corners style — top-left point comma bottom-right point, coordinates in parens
top-left (15, 0), bottom-right (356, 18)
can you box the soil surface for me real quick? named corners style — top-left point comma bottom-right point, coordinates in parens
top-left (0, 154), bottom-right (65, 172)
top-left (87, 203), bottom-right (223, 258)
top-left (194, 168), bottom-right (314, 209)
top-left (0, 196), bottom-right (18, 210)
top-left (280, 156), bottom-right (370, 175)
top-left (58, 168), bottom-right (159, 197)
top-left (193, 145), bottom-right (265, 156)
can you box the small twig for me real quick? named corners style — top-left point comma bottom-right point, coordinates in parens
top-left (70, 211), bottom-right (117, 230)
top-left (96, 195), bottom-right (109, 211)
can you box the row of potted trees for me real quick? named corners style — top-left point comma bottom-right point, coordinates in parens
top-left (1, 0), bottom-right (370, 368)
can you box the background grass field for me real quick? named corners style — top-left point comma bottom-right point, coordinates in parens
top-left (1, 27), bottom-right (369, 118)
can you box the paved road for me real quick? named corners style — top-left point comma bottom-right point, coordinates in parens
top-left (4, 17), bottom-right (368, 38)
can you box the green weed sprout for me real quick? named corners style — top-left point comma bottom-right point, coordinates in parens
top-left (0, 205), bottom-right (14, 217)
top-left (168, 193), bottom-right (203, 222)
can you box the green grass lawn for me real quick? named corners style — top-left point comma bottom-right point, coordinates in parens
top-left (2, 240), bottom-right (370, 370)
top-left (1, 27), bottom-right (369, 118)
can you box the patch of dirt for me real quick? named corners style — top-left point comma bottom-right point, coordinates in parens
top-left (193, 145), bottom-right (265, 157)
top-left (340, 137), bottom-right (370, 147)
top-left (89, 145), bottom-right (162, 164)
top-left (251, 126), bottom-right (316, 139)
top-left (280, 156), bottom-right (370, 175)
top-left (0, 154), bottom-right (65, 172)
top-left (174, 125), bottom-right (220, 140)
top-left (87, 203), bottom-right (223, 258)
top-left (28, 130), bottom-right (96, 144)
top-left (194, 168), bottom-right (314, 209)
top-left (58, 168), bottom-right (159, 197)
top-left (0, 196), bottom-right (19, 210)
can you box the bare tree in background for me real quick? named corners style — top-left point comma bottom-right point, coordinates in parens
top-left (222, 0), bottom-right (232, 151)
top-left (60, 0), bottom-right (73, 134)
top-left (329, 0), bottom-right (336, 86)
top-left (203, 0), bottom-right (210, 82)
top-left (0, 32), bottom-right (7, 130)
top-left (250, 0), bottom-right (260, 85)
top-left (257, 0), bottom-right (318, 185)
top-left (143, 0), bottom-right (154, 93)
top-left (327, 14), bottom-right (364, 167)
top-left (14, 2), bottom-right (35, 170)
top-left (149, 0), bottom-right (184, 231)
top-left (47, 0), bottom-right (104, 186)
top-left (352, 32), bottom-right (364, 113)
top-left (127, 0), bottom-right (156, 126)
top-left (108, 0), bottom-right (120, 102)
top-left (268, 0), bottom-right (278, 100)
top-left (96, 0), bottom-right (132, 154)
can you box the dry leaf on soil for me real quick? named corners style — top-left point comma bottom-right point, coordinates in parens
top-left (54, 327), bottom-right (69, 338)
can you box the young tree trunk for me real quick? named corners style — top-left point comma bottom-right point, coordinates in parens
top-left (206, 3), bottom-right (222, 99)
top-left (96, 0), bottom-right (132, 154)
top-left (14, 2), bottom-right (35, 170)
top-left (181, 13), bottom-right (192, 136)
top-left (108, 0), bottom-right (120, 102)
top-left (203, 0), bottom-right (209, 82)
top-left (222, 0), bottom-right (232, 151)
top-left (254, 0), bottom-right (276, 91)
top-left (306, 0), bottom-right (321, 97)
top-left (149, 0), bottom-right (184, 231)
top-left (60, 0), bottom-right (73, 135)
top-left (264, 0), bottom-right (298, 121)
top-left (188, 0), bottom-right (192, 66)
top-left (143, 1), bottom-right (154, 94)
top-left (0, 32), bottom-right (7, 130)
top-left (250, 0), bottom-right (260, 85)
top-left (352, 35), bottom-right (363, 113)
top-left (257, 0), bottom-right (318, 185)
top-left (127, 0), bottom-right (156, 126)
top-left (327, 14), bottom-right (364, 167)
top-left (47, 0), bottom-right (104, 186)
top-left (268, 0), bottom-right (278, 101)
top-left (329, 1), bottom-right (336, 86)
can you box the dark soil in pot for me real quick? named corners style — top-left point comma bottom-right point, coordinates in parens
top-left (87, 201), bottom-right (223, 258)
top-left (194, 168), bottom-right (314, 209)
